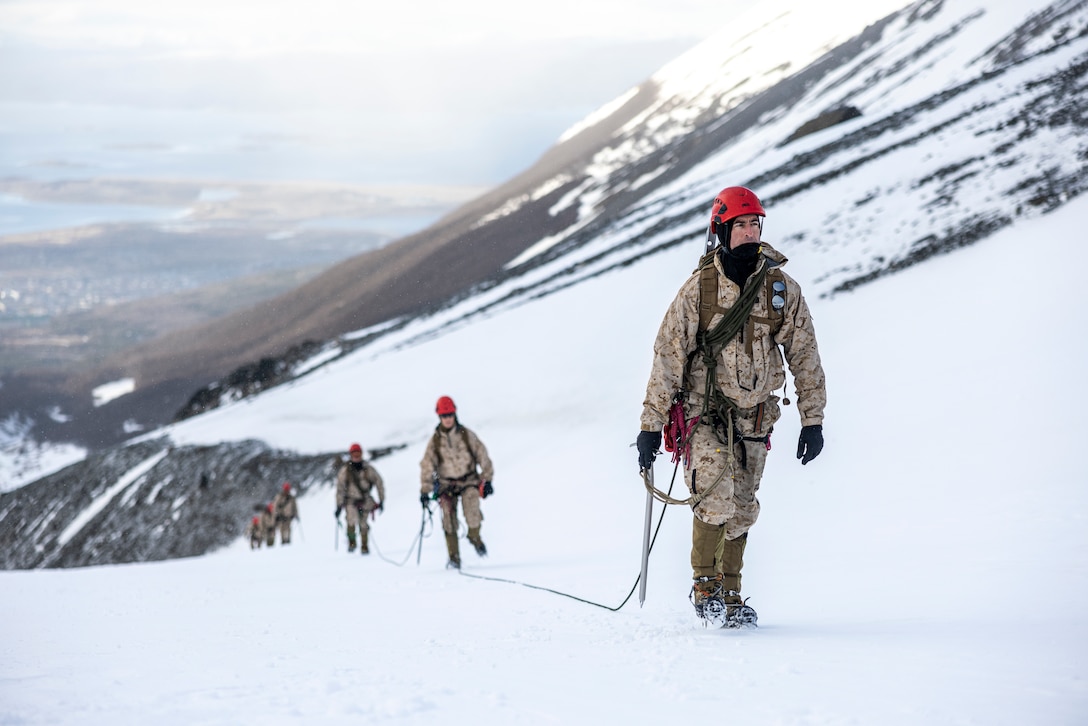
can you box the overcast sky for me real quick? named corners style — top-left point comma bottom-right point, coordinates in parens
top-left (0, 0), bottom-right (740, 187)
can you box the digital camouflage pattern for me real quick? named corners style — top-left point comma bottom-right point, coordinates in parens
top-left (337, 461), bottom-right (385, 543)
top-left (420, 423), bottom-right (493, 535)
top-left (641, 243), bottom-right (825, 432)
top-left (272, 489), bottom-right (298, 544)
top-left (641, 242), bottom-right (826, 539)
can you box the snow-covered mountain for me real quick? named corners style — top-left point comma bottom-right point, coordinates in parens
top-left (6, 0), bottom-right (1085, 458)
top-left (2, 0), bottom-right (1087, 563)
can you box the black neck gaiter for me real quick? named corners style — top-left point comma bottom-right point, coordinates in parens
top-left (719, 243), bottom-right (759, 289)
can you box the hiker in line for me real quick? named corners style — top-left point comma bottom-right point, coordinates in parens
top-left (335, 443), bottom-right (385, 554)
top-left (419, 396), bottom-right (494, 569)
top-left (636, 185), bottom-right (826, 625)
top-left (260, 502), bottom-right (277, 547)
top-left (272, 481), bottom-right (299, 545)
top-left (245, 515), bottom-right (263, 549)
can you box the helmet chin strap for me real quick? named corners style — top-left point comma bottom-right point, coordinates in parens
top-left (705, 212), bottom-right (767, 254)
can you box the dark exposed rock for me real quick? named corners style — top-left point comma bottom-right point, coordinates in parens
top-left (0, 438), bottom-right (344, 569)
top-left (784, 106), bottom-right (863, 144)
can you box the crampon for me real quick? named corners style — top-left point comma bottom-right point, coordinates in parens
top-left (690, 581), bottom-right (758, 629)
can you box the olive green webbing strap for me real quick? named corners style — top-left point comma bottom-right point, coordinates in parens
top-left (640, 416), bottom-right (735, 507)
top-left (697, 260), bottom-right (768, 427)
top-left (651, 255), bottom-right (769, 508)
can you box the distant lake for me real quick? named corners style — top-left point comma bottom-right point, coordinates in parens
top-left (0, 194), bottom-right (186, 236)
top-left (0, 194), bottom-right (444, 240)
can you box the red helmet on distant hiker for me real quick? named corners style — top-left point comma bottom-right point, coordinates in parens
top-left (266, 502), bottom-right (274, 512)
top-left (348, 443), bottom-right (362, 455)
top-left (282, 482), bottom-right (291, 492)
top-left (436, 396), bottom-right (457, 416)
top-left (707, 186), bottom-right (766, 243)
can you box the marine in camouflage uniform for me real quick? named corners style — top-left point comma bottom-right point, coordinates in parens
top-left (260, 503), bottom-right (277, 547)
top-left (245, 515), bottom-right (263, 549)
top-left (272, 482), bottom-right (299, 545)
top-left (335, 443), bottom-right (385, 554)
top-left (419, 396), bottom-right (494, 569)
top-left (638, 186), bottom-right (826, 622)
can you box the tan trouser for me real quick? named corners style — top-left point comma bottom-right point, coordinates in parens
top-left (345, 498), bottom-right (376, 546)
top-left (277, 519), bottom-right (292, 544)
top-left (438, 483), bottom-right (483, 535)
top-left (685, 397), bottom-right (778, 540)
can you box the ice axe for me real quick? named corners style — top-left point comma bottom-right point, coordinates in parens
top-left (416, 498), bottom-right (432, 565)
top-left (639, 465), bottom-right (654, 607)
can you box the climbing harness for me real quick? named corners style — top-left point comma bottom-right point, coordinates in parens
top-left (643, 248), bottom-right (786, 509)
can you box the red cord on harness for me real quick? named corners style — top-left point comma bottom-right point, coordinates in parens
top-left (663, 400), bottom-right (698, 468)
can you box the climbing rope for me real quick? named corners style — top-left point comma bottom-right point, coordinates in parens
top-left (361, 465), bottom-right (679, 612)
top-left (644, 409), bottom-right (734, 508)
top-left (455, 463), bottom-right (680, 611)
top-left (367, 505), bottom-right (435, 567)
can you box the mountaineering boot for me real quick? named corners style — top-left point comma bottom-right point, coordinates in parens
top-left (347, 529), bottom-right (357, 553)
top-left (360, 529), bottom-right (369, 555)
top-left (717, 531), bottom-right (756, 627)
top-left (445, 532), bottom-right (461, 569)
top-left (721, 590), bottom-right (758, 629)
top-left (467, 527), bottom-right (487, 557)
top-left (690, 517), bottom-right (725, 622)
top-left (691, 574), bottom-right (725, 622)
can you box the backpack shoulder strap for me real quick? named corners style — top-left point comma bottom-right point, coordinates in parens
top-left (747, 260), bottom-right (786, 337)
top-left (459, 426), bottom-right (479, 471)
top-left (431, 427), bottom-right (444, 467)
top-left (696, 251), bottom-right (730, 333)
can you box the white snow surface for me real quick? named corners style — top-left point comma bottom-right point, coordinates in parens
top-left (2, 187), bottom-right (1086, 725)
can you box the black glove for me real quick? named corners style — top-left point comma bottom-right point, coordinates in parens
top-left (636, 430), bottom-right (662, 470)
top-left (376, 502), bottom-right (384, 513)
top-left (479, 480), bottom-right (494, 498)
top-left (796, 424), bottom-right (824, 465)
top-left (419, 492), bottom-right (430, 507)
top-left (334, 506), bottom-right (342, 518)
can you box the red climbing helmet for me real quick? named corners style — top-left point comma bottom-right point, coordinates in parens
top-left (707, 186), bottom-right (766, 241)
top-left (435, 396), bottom-right (457, 416)
top-left (282, 482), bottom-right (291, 492)
top-left (348, 443), bottom-right (362, 455)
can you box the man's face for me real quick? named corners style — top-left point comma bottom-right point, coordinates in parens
top-left (729, 214), bottom-right (762, 249)
top-left (439, 413), bottom-right (456, 430)
top-left (350, 450), bottom-right (362, 462)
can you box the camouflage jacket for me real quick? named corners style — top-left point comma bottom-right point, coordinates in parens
top-left (641, 242), bottom-right (826, 431)
top-left (336, 462), bottom-right (385, 508)
top-left (272, 491), bottom-right (298, 521)
top-left (419, 423), bottom-right (494, 493)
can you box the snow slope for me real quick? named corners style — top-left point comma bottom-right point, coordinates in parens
top-left (2, 186), bottom-right (1086, 725)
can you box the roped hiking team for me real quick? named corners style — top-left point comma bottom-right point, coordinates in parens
top-left (234, 184), bottom-right (826, 630)
top-left (245, 484), bottom-right (300, 549)
top-left (335, 443), bottom-right (385, 554)
top-left (419, 396), bottom-right (494, 569)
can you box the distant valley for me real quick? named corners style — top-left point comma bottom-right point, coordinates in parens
top-left (0, 177), bottom-right (485, 376)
